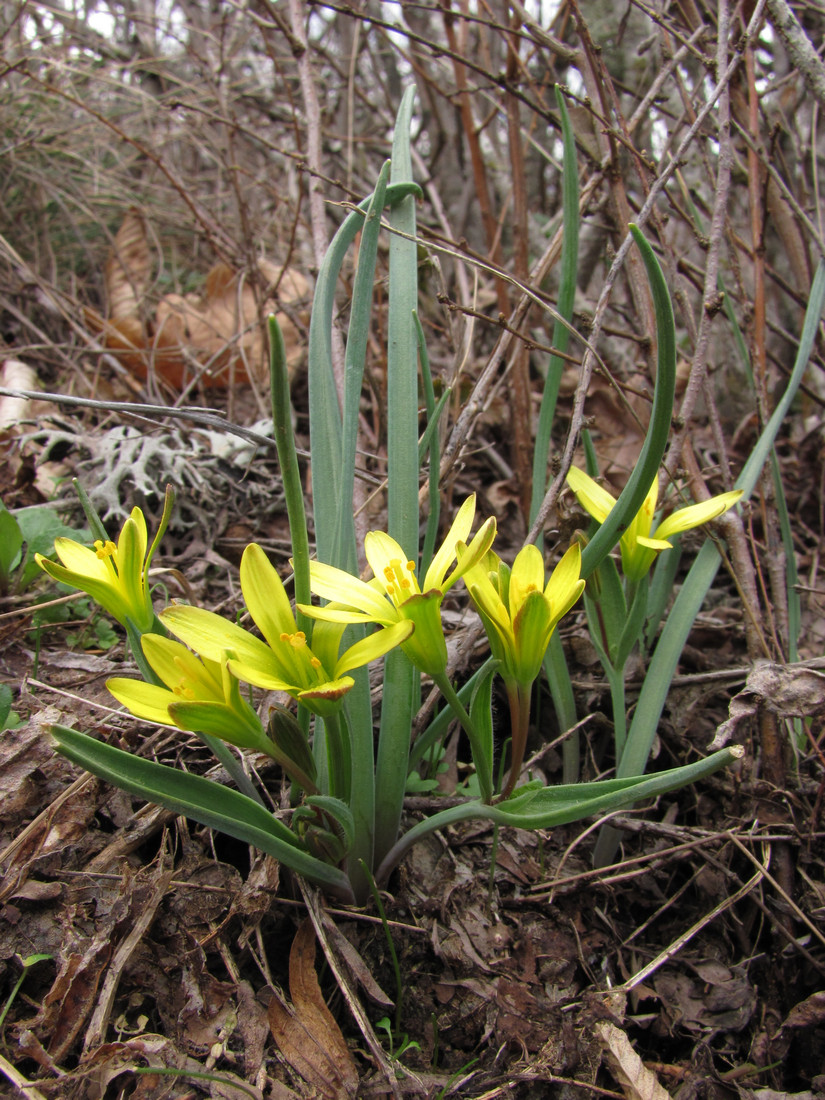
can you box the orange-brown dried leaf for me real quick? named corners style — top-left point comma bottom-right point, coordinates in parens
top-left (267, 918), bottom-right (358, 1098)
top-left (105, 211), bottom-right (150, 320)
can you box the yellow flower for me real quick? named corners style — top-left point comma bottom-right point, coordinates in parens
top-left (462, 542), bottom-right (585, 690)
top-left (567, 467), bottom-right (743, 582)
top-left (461, 541), bottom-right (584, 799)
top-left (107, 634), bottom-right (270, 752)
top-left (160, 543), bottom-right (412, 718)
top-left (300, 495), bottom-right (496, 678)
top-left (36, 491), bottom-right (173, 634)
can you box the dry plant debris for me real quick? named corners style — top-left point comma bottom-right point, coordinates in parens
top-left (86, 212), bottom-right (310, 390)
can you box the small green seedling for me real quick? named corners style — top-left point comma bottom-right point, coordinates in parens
top-left (376, 1016), bottom-right (421, 1063)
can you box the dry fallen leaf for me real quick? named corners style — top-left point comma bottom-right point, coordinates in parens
top-left (267, 918), bottom-right (359, 1099)
top-left (711, 660), bottom-right (825, 748)
top-left (94, 214), bottom-right (309, 389)
top-left (0, 358), bottom-right (37, 430)
top-left (105, 210), bottom-right (151, 321)
top-left (595, 1021), bottom-right (675, 1100)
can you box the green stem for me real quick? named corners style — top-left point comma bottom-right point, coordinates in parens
top-left (432, 672), bottom-right (493, 804)
top-left (501, 682), bottom-right (531, 801)
top-left (605, 661), bottom-right (628, 764)
top-left (322, 711), bottom-right (350, 803)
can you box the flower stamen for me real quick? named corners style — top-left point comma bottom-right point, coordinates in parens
top-left (94, 539), bottom-right (117, 561)
top-left (172, 679), bottom-right (196, 700)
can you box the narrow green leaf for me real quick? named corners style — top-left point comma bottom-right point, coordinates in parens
top-left (335, 159), bottom-right (391, 570)
top-left (309, 180), bottom-right (422, 569)
top-left (375, 87), bottom-right (420, 868)
top-left (590, 259), bottom-right (825, 866)
top-left (376, 747), bottom-right (742, 883)
top-left (269, 315), bottom-right (311, 630)
top-left (72, 478), bottom-right (109, 545)
top-left (531, 85), bottom-right (580, 533)
top-left (51, 725), bottom-right (354, 900)
top-left (614, 578), bottom-right (648, 670)
top-left (580, 225), bottom-right (676, 579)
top-left (408, 657), bottom-right (497, 773)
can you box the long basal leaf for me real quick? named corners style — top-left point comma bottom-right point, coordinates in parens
top-left (375, 87), bottom-right (420, 869)
top-left (591, 258), bottom-right (825, 866)
top-left (580, 225), bottom-right (676, 578)
top-left (51, 725), bottom-right (355, 900)
top-left (375, 747), bottom-right (742, 883)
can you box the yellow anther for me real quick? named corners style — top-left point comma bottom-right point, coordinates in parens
top-left (310, 657), bottom-right (321, 669)
top-left (406, 561), bottom-right (416, 573)
top-left (94, 539), bottom-right (116, 560)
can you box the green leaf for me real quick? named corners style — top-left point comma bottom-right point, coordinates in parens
top-left (0, 684), bottom-right (21, 730)
top-left (580, 225), bottom-right (676, 579)
top-left (375, 747), bottom-right (743, 883)
top-left (50, 725), bottom-right (355, 901)
top-left (614, 579), bottom-right (648, 669)
top-left (375, 86), bottom-right (420, 870)
top-left (0, 507), bottom-right (23, 586)
top-left (14, 505), bottom-right (90, 590)
top-left (335, 158), bottom-right (391, 569)
top-left (269, 315), bottom-right (312, 632)
top-left (591, 258), bottom-right (825, 866)
top-left (489, 747), bottom-right (742, 827)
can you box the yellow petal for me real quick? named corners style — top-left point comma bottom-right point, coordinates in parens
top-left (545, 542), bottom-right (583, 603)
top-left (422, 494), bottom-right (476, 591)
top-left (364, 530), bottom-right (412, 588)
top-left (635, 535), bottom-right (673, 552)
top-left (511, 589), bottom-right (554, 685)
top-left (622, 479), bottom-right (658, 546)
top-left (141, 634), bottom-right (223, 696)
top-left (308, 561), bottom-right (398, 622)
top-left (114, 516), bottom-right (149, 621)
top-left (241, 543), bottom-right (299, 648)
top-left (126, 506), bottom-right (149, 563)
top-left (443, 515), bottom-right (497, 592)
top-left (299, 603), bottom-right (381, 626)
top-left (162, 605), bottom-right (274, 667)
top-left (566, 467), bottom-right (616, 523)
top-left (508, 544), bottom-right (545, 614)
top-left (334, 620), bottom-right (414, 677)
top-left (654, 490), bottom-right (743, 542)
top-left (107, 678), bottom-right (177, 724)
top-left (52, 538), bottom-right (111, 582)
top-left (226, 658), bottom-right (295, 693)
